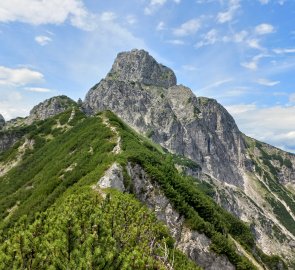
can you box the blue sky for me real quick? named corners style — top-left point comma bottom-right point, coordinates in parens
top-left (0, 0), bottom-right (295, 152)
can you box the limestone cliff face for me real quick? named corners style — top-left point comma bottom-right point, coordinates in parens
top-left (83, 49), bottom-right (245, 187)
top-left (26, 95), bottom-right (76, 124)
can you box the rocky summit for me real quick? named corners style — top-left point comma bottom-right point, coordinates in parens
top-left (106, 49), bottom-right (177, 88)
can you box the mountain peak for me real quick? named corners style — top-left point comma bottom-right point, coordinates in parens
top-left (106, 49), bottom-right (177, 88)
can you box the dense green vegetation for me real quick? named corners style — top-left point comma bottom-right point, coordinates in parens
top-left (0, 110), bottom-right (287, 269)
top-left (0, 189), bottom-right (199, 269)
top-left (0, 109), bottom-right (115, 228)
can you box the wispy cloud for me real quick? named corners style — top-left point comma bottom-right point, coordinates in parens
top-left (254, 23), bottom-right (275, 35)
top-left (0, 66), bottom-right (44, 86)
top-left (217, 0), bottom-right (240, 24)
top-left (195, 29), bottom-right (218, 48)
top-left (256, 78), bottom-right (280, 86)
top-left (273, 48), bottom-right (295, 54)
top-left (167, 39), bottom-right (185, 45)
top-left (258, 0), bottom-right (270, 4)
top-left (247, 39), bottom-right (263, 50)
top-left (100, 12), bottom-right (117, 22)
top-left (173, 18), bottom-right (201, 36)
top-left (182, 65), bottom-right (198, 71)
top-left (35, 35), bottom-right (52, 46)
top-left (25, 87), bottom-right (52, 93)
top-left (289, 93), bottom-right (295, 103)
top-left (225, 103), bottom-right (256, 114)
top-left (144, 0), bottom-right (167, 15)
top-left (198, 78), bottom-right (233, 91)
top-left (241, 54), bottom-right (268, 70)
top-left (126, 15), bottom-right (137, 25)
top-left (156, 21), bottom-right (165, 31)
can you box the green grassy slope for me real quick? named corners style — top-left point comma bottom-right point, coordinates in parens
top-left (0, 110), bottom-right (287, 269)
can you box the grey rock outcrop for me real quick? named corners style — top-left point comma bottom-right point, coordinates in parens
top-left (106, 49), bottom-right (176, 88)
top-left (83, 49), bottom-right (245, 186)
top-left (27, 95), bottom-right (76, 124)
top-left (0, 131), bottom-right (23, 153)
top-left (0, 114), bottom-right (5, 130)
top-left (97, 163), bottom-right (125, 192)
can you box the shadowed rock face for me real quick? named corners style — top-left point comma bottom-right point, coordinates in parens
top-left (0, 114), bottom-right (5, 130)
top-left (106, 49), bottom-right (177, 88)
top-left (83, 49), bottom-right (246, 186)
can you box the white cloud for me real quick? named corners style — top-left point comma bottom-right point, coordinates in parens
top-left (0, 66), bottom-right (43, 86)
top-left (25, 87), bottom-right (52, 93)
top-left (226, 103), bottom-right (256, 114)
top-left (256, 78), bottom-right (280, 86)
top-left (182, 65), bottom-right (198, 71)
top-left (255, 23), bottom-right (275, 35)
top-left (222, 30), bottom-right (248, 43)
top-left (126, 15), bottom-right (136, 25)
top-left (247, 39), bottom-right (263, 50)
top-left (100, 12), bottom-right (116, 22)
top-left (273, 48), bottom-right (295, 54)
top-left (156, 21), bottom-right (165, 31)
top-left (167, 39), bottom-right (185, 45)
top-left (241, 54), bottom-right (267, 70)
top-left (217, 0), bottom-right (240, 24)
top-left (289, 93), bottom-right (295, 103)
top-left (233, 30), bottom-right (248, 42)
top-left (226, 104), bottom-right (295, 152)
top-left (241, 61), bottom-right (258, 70)
top-left (144, 0), bottom-right (167, 15)
top-left (195, 29), bottom-right (218, 48)
top-left (173, 18), bottom-right (201, 36)
top-left (174, 0), bottom-right (181, 3)
top-left (258, 0), bottom-right (269, 4)
top-left (198, 78), bottom-right (233, 92)
top-left (35, 35), bottom-right (52, 46)
top-left (0, 0), bottom-right (94, 30)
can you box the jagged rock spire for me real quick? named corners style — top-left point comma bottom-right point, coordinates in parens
top-left (106, 49), bottom-right (177, 88)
